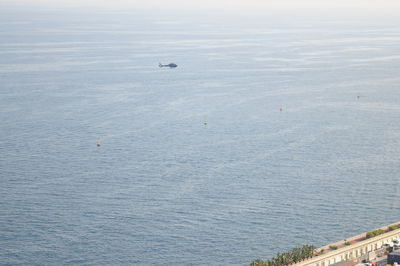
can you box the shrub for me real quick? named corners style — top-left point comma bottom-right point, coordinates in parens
top-left (366, 229), bottom-right (385, 239)
top-left (329, 245), bottom-right (338, 250)
top-left (389, 224), bottom-right (400, 231)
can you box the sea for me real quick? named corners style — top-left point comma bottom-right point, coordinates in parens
top-left (1, 6), bottom-right (400, 265)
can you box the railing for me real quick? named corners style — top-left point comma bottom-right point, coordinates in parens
top-left (292, 221), bottom-right (400, 266)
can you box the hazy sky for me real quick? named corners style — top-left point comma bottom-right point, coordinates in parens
top-left (2, 0), bottom-right (400, 11)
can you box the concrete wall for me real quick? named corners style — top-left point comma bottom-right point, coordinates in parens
top-left (293, 223), bottom-right (400, 266)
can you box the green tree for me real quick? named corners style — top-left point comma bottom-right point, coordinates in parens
top-left (251, 245), bottom-right (316, 266)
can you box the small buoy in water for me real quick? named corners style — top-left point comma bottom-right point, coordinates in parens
top-left (204, 121), bottom-right (208, 126)
top-left (280, 107), bottom-right (283, 112)
top-left (357, 95), bottom-right (360, 99)
top-left (96, 141), bottom-right (101, 147)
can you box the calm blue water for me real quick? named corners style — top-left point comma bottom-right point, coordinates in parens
top-left (1, 7), bottom-right (400, 265)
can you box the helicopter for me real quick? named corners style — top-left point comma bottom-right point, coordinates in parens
top-left (159, 62), bottom-right (178, 68)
